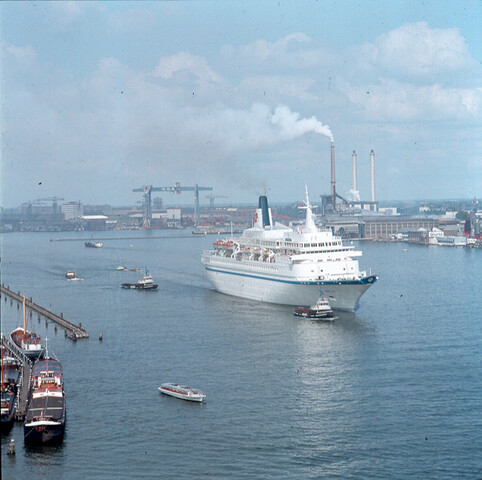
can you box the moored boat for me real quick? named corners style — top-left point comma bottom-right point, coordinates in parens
top-left (24, 354), bottom-right (66, 444)
top-left (121, 271), bottom-right (158, 290)
top-left (294, 294), bottom-right (336, 320)
top-left (158, 383), bottom-right (206, 402)
top-left (116, 266), bottom-right (127, 271)
top-left (1, 354), bottom-right (20, 432)
top-left (10, 296), bottom-right (45, 360)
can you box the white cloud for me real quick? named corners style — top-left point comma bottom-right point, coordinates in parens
top-left (107, 7), bottom-right (157, 34)
top-left (48, 1), bottom-right (84, 28)
top-left (341, 78), bottom-right (481, 121)
top-left (239, 75), bottom-right (318, 102)
top-left (5, 44), bottom-right (37, 62)
top-left (153, 52), bottom-right (223, 84)
top-left (239, 33), bottom-right (310, 62)
top-left (2, 14), bottom-right (480, 205)
top-left (232, 33), bottom-right (333, 71)
top-left (366, 22), bottom-right (474, 77)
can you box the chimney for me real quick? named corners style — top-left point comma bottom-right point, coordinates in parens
top-left (258, 196), bottom-right (271, 227)
top-left (370, 149), bottom-right (375, 202)
top-left (330, 142), bottom-right (336, 209)
top-left (352, 150), bottom-right (357, 201)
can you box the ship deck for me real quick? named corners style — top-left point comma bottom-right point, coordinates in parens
top-left (25, 395), bottom-right (65, 422)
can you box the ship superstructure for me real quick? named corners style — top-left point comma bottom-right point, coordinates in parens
top-left (201, 188), bottom-right (377, 311)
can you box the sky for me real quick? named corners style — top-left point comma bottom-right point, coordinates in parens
top-left (1, 0), bottom-right (481, 208)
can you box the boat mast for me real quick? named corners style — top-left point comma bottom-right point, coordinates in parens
top-left (23, 294), bottom-right (26, 334)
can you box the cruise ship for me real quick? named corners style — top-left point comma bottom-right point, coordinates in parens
top-left (201, 188), bottom-right (377, 311)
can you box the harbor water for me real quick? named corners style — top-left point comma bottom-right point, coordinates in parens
top-left (1, 231), bottom-right (481, 479)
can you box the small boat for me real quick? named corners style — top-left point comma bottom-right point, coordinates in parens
top-left (130, 268), bottom-right (140, 272)
top-left (158, 383), bottom-right (206, 402)
top-left (85, 238), bottom-right (103, 248)
top-left (294, 294), bottom-right (335, 320)
top-left (10, 296), bottom-right (46, 359)
top-left (65, 270), bottom-right (81, 280)
top-left (121, 271), bottom-right (158, 290)
top-left (116, 266), bottom-right (127, 271)
top-left (24, 351), bottom-right (66, 444)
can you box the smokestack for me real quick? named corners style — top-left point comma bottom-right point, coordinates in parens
top-left (258, 196), bottom-right (271, 227)
top-left (330, 142), bottom-right (336, 209)
top-left (352, 150), bottom-right (357, 201)
top-left (370, 149), bottom-right (375, 202)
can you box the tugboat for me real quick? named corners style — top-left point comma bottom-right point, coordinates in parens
top-left (121, 271), bottom-right (158, 290)
top-left (158, 383), bottom-right (206, 402)
top-left (85, 240), bottom-right (103, 248)
top-left (85, 236), bottom-right (103, 248)
top-left (294, 293), bottom-right (335, 321)
top-left (24, 347), bottom-right (66, 444)
top-left (10, 296), bottom-right (46, 359)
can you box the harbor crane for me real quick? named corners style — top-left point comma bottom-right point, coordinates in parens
top-left (133, 183), bottom-right (213, 228)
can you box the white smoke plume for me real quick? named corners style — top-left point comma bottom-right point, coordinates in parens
top-left (270, 105), bottom-right (334, 143)
top-left (348, 189), bottom-right (361, 201)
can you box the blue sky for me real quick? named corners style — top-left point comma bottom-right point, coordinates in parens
top-left (1, 1), bottom-right (481, 207)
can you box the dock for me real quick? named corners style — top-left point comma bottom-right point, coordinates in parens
top-left (1, 284), bottom-right (89, 340)
top-left (1, 334), bottom-right (33, 421)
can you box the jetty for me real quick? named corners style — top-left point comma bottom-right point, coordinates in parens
top-left (0, 284), bottom-right (89, 340)
top-left (1, 334), bottom-right (33, 420)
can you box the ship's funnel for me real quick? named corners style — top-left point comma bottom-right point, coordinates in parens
top-left (258, 196), bottom-right (271, 227)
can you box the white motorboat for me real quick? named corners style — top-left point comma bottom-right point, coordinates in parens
top-left (158, 383), bottom-right (206, 402)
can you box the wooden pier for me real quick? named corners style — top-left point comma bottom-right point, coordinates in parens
top-left (1, 284), bottom-right (89, 340)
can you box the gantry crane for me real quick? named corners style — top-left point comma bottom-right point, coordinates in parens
top-left (132, 183), bottom-right (213, 228)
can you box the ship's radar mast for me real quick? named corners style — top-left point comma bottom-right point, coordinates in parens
top-left (298, 185), bottom-right (318, 233)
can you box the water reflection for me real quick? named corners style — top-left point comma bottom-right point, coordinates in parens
top-left (24, 441), bottom-right (65, 460)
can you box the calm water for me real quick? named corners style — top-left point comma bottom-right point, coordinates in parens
top-left (1, 231), bottom-right (481, 479)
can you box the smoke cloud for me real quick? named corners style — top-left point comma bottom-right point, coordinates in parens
top-left (270, 105), bottom-right (334, 143)
top-left (348, 189), bottom-right (361, 201)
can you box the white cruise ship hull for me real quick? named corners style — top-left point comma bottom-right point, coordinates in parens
top-left (201, 190), bottom-right (377, 312)
top-left (203, 258), bottom-right (376, 311)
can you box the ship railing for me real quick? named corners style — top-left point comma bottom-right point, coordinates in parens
top-left (1, 335), bottom-right (32, 368)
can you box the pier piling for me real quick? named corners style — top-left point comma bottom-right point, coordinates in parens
top-left (1, 284), bottom-right (89, 339)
